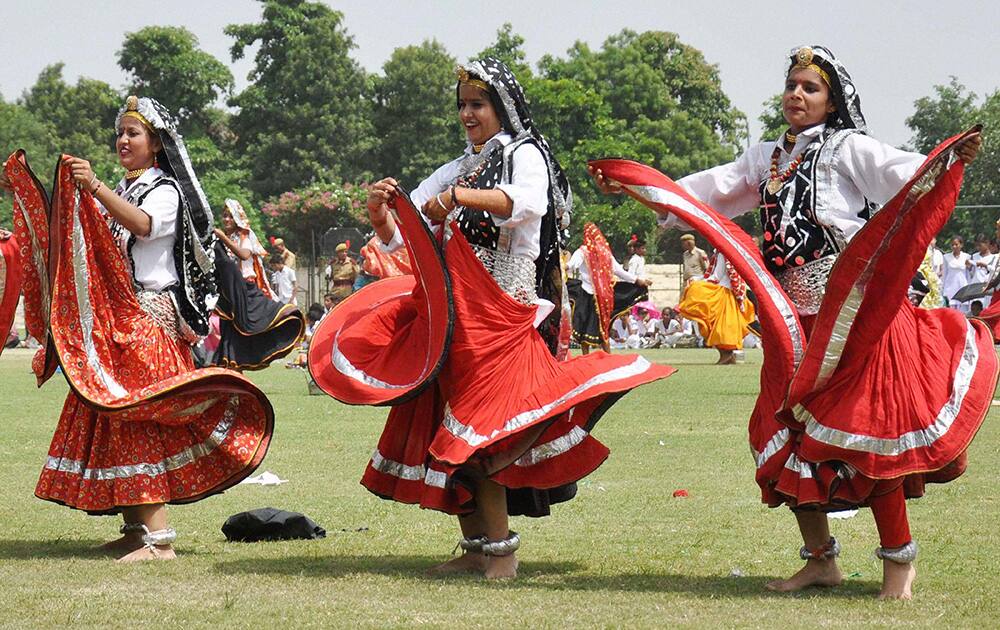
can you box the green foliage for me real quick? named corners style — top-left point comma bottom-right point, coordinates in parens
top-left (758, 93), bottom-right (785, 141)
top-left (226, 0), bottom-right (374, 200)
top-left (18, 64), bottom-right (120, 183)
top-left (259, 181), bottom-right (369, 253)
top-left (571, 199), bottom-right (659, 255)
top-left (906, 78), bottom-right (1000, 240)
top-left (371, 40), bottom-right (463, 186)
top-left (476, 23), bottom-right (532, 79)
top-left (118, 26), bottom-right (234, 133)
top-left (0, 100), bottom-right (57, 226)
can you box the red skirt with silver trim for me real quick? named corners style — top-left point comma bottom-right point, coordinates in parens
top-left (311, 189), bottom-right (674, 515)
top-left (6, 153), bottom-right (274, 514)
top-left (592, 127), bottom-right (998, 510)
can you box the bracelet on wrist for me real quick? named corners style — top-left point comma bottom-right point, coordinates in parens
top-left (450, 185), bottom-right (459, 208)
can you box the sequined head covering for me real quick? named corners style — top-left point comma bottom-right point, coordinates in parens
top-left (787, 46), bottom-right (866, 132)
top-left (455, 58), bottom-right (572, 225)
top-left (114, 95), bottom-right (216, 336)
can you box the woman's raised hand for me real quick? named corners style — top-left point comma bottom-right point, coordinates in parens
top-left (62, 156), bottom-right (98, 192)
top-left (956, 132), bottom-right (982, 165)
top-left (587, 165), bottom-right (623, 195)
top-left (366, 177), bottom-right (398, 227)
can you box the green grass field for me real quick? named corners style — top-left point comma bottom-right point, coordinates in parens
top-left (0, 346), bottom-right (997, 628)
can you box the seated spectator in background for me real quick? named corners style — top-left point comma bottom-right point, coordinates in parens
top-left (626, 307), bottom-right (668, 349)
top-left (269, 254), bottom-right (298, 306)
top-left (290, 303), bottom-right (326, 369)
top-left (323, 293), bottom-right (336, 314)
top-left (609, 315), bottom-right (629, 349)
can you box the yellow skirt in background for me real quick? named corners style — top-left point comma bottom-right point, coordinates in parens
top-left (678, 281), bottom-right (756, 350)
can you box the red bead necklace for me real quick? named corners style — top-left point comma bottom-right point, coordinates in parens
top-left (766, 146), bottom-right (803, 195)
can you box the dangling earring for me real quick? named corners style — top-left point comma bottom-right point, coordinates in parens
top-left (153, 156), bottom-right (159, 169)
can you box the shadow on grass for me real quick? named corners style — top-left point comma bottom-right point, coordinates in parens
top-left (0, 538), bottom-right (110, 560)
top-left (214, 553), bottom-right (880, 598)
top-left (214, 553), bottom-right (584, 580)
top-left (527, 572), bottom-right (880, 600)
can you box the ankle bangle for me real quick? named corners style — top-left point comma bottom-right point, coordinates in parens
top-left (876, 540), bottom-right (917, 564)
top-left (800, 536), bottom-right (840, 560)
top-left (481, 531), bottom-right (520, 557)
top-left (456, 535), bottom-right (488, 554)
top-left (120, 522), bottom-right (145, 535)
top-left (141, 525), bottom-right (177, 553)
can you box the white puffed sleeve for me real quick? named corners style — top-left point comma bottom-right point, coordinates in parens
top-left (837, 134), bottom-right (925, 206)
top-left (495, 143), bottom-right (549, 228)
top-left (136, 184), bottom-right (179, 241)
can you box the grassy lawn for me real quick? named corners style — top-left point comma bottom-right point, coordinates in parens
top-left (0, 346), bottom-right (997, 628)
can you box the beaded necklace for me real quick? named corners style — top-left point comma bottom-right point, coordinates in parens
top-left (765, 146), bottom-right (803, 195)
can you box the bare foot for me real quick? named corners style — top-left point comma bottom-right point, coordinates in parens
top-left (116, 544), bottom-right (176, 563)
top-left (766, 559), bottom-right (843, 592)
top-left (716, 350), bottom-right (736, 365)
top-left (877, 561), bottom-right (915, 600)
top-left (97, 534), bottom-right (145, 557)
top-left (484, 553), bottom-right (518, 580)
top-left (426, 552), bottom-right (487, 575)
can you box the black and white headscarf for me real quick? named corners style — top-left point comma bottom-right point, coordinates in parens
top-left (452, 57), bottom-right (573, 356)
top-left (115, 97), bottom-right (216, 337)
top-left (787, 45), bottom-right (866, 132)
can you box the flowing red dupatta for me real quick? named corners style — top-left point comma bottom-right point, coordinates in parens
top-left (590, 126), bottom-right (998, 502)
top-left (582, 222), bottom-right (616, 345)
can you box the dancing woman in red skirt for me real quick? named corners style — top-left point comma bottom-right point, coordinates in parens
top-left (591, 46), bottom-right (988, 598)
top-left (310, 58), bottom-right (673, 578)
top-left (2, 96), bottom-right (273, 561)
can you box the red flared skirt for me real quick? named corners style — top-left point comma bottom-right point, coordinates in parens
top-left (312, 191), bottom-right (674, 515)
top-left (592, 129), bottom-right (997, 511)
top-left (0, 233), bottom-right (22, 352)
top-left (7, 153), bottom-right (274, 514)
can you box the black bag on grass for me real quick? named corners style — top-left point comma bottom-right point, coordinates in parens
top-left (222, 507), bottom-right (326, 542)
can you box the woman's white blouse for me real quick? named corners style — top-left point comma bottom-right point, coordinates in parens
top-left (664, 124), bottom-right (925, 247)
top-left (112, 167), bottom-right (180, 291)
top-left (380, 131), bottom-right (549, 260)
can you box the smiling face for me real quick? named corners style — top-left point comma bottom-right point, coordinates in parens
top-left (116, 117), bottom-right (161, 172)
top-left (458, 83), bottom-right (502, 146)
top-left (951, 238), bottom-right (963, 253)
top-left (782, 68), bottom-right (836, 133)
top-left (221, 209), bottom-right (237, 233)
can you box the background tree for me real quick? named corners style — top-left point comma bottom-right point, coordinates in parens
top-left (0, 98), bottom-right (58, 225)
top-left (118, 26), bottom-right (234, 133)
top-left (371, 40), bottom-right (462, 186)
top-left (906, 78), bottom-right (1000, 241)
top-left (476, 23), bottom-right (533, 79)
top-left (226, 0), bottom-right (374, 200)
top-left (758, 94), bottom-right (785, 141)
top-left (18, 64), bottom-right (120, 183)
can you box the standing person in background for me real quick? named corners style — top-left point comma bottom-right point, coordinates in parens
top-left (273, 237), bottom-right (296, 269)
top-left (942, 235), bottom-right (972, 312)
top-left (270, 254), bottom-right (298, 306)
top-left (324, 243), bottom-right (360, 304)
top-left (680, 234), bottom-right (708, 284)
top-left (970, 234), bottom-right (997, 284)
top-left (626, 235), bottom-right (647, 279)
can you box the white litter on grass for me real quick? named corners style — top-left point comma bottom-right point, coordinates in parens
top-left (729, 567), bottom-right (745, 578)
top-left (658, 440), bottom-right (666, 446)
top-left (239, 471), bottom-right (289, 486)
top-left (991, 399), bottom-right (1000, 407)
top-left (828, 509), bottom-right (858, 519)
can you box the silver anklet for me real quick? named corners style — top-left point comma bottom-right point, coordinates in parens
top-left (876, 540), bottom-right (917, 564)
top-left (141, 525), bottom-right (177, 554)
top-left (454, 535), bottom-right (488, 555)
top-left (481, 531), bottom-right (520, 557)
top-left (800, 536), bottom-right (841, 560)
top-left (119, 522), bottom-right (145, 535)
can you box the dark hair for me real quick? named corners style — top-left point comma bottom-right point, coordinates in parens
top-left (975, 233), bottom-right (989, 244)
top-left (270, 254), bottom-right (284, 266)
top-left (323, 293), bottom-right (336, 302)
top-left (951, 235), bottom-right (964, 245)
top-left (307, 303), bottom-right (325, 323)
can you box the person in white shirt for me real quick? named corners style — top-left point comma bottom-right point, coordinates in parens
top-left (626, 236), bottom-right (647, 279)
top-left (942, 235), bottom-right (972, 312)
top-left (2, 95), bottom-right (273, 564)
top-left (567, 223), bottom-right (653, 353)
top-left (269, 255), bottom-right (298, 305)
top-left (970, 234), bottom-right (997, 284)
top-left (351, 57), bottom-right (672, 581)
top-left (589, 45), bottom-right (984, 600)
